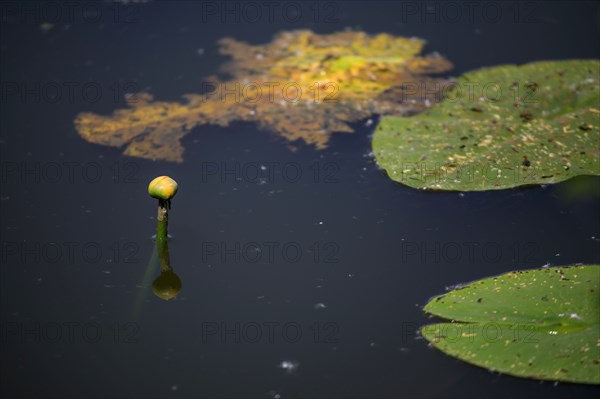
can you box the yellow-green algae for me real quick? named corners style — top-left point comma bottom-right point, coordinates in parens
top-left (75, 30), bottom-right (451, 162)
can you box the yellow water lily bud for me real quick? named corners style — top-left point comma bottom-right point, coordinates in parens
top-left (148, 176), bottom-right (178, 201)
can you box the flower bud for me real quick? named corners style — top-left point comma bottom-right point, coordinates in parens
top-left (148, 176), bottom-right (178, 201)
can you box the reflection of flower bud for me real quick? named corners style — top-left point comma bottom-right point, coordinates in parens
top-left (152, 271), bottom-right (182, 301)
top-left (148, 176), bottom-right (178, 201)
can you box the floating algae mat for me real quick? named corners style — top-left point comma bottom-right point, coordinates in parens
top-left (75, 30), bottom-right (452, 162)
top-left (373, 60), bottom-right (600, 191)
top-left (421, 265), bottom-right (600, 384)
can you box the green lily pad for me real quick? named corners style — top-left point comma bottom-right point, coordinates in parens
top-left (421, 265), bottom-right (600, 384)
top-left (373, 60), bottom-right (600, 190)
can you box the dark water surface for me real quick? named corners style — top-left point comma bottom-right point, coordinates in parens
top-left (1, 1), bottom-right (599, 398)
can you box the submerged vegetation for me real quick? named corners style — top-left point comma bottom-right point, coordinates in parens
top-left (75, 30), bottom-right (451, 162)
top-left (373, 60), bottom-right (600, 191)
top-left (421, 265), bottom-right (600, 384)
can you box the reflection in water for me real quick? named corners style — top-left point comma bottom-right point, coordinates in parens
top-left (152, 236), bottom-right (181, 301)
top-left (132, 235), bottom-right (182, 316)
top-left (556, 175), bottom-right (600, 203)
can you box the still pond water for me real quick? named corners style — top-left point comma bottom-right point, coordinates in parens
top-left (1, 1), bottom-right (599, 398)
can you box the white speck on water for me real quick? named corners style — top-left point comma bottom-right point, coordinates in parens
top-left (542, 263), bottom-right (551, 268)
top-left (197, 48), bottom-right (204, 56)
top-left (314, 303), bottom-right (327, 309)
top-left (348, 273), bottom-right (354, 278)
top-left (171, 385), bottom-right (178, 391)
top-left (318, 221), bottom-right (323, 225)
top-left (458, 193), bottom-right (465, 197)
top-left (369, 342), bottom-right (376, 347)
top-left (445, 283), bottom-right (466, 291)
top-left (365, 118), bottom-right (373, 127)
top-left (278, 360), bottom-right (299, 374)
top-left (260, 165), bottom-right (267, 171)
top-left (555, 253), bottom-right (560, 257)
top-left (102, 270), bottom-right (111, 275)
top-left (257, 295), bottom-right (265, 300)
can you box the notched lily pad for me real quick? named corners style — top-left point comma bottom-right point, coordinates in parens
top-left (75, 30), bottom-right (452, 162)
top-left (373, 60), bottom-right (600, 190)
top-left (421, 265), bottom-right (600, 384)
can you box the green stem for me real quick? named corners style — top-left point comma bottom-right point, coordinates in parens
top-left (156, 200), bottom-right (172, 273)
top-left (156, 199), bottom-right (169, 241)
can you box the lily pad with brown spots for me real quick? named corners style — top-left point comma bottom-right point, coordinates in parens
top-left (373, 60), bottom-right (600, 190)
top-left (421, 265), bottom-right (600, 384)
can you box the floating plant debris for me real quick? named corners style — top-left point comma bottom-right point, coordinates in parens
top-left (373, 60), bottom-right (600, 191)
top-left (421, 265), bottom-right (600, 384)
top-left (75, 30), bottom-right (452, 162)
